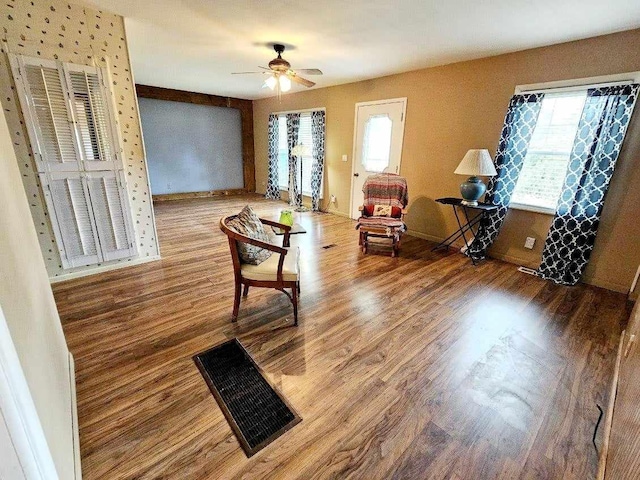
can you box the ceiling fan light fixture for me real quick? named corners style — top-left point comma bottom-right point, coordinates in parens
top-left (265, 75), bottom-right (277, 90)
top-left (279, 75), bottom-right (291, 92)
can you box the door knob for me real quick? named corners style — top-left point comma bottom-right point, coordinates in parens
top-left (354, 173), bottom-right (359, 177)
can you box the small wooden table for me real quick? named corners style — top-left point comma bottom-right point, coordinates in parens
top-left (272, 223), bottom-right (306, 247)
top-left (432, 197), bottom-right (498, 265)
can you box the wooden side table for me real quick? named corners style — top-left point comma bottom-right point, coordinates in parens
top-left (432, 197), bottom-right (498, 265)
top-left (272, 223), bottom-right (306, 247)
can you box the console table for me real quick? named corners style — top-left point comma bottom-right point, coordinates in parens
top-left (432, 197), bottom-right (497, 265)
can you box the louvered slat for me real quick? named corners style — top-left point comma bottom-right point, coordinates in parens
top-left (48, 173), bottom-right (102, 267)
top-left (86, 171), bottom-right (135, 261)
top-left (11, 54), bottom-right (135, 270)
top-left (68, 70), bottom-right (114, 165)
top-left (23, 64), bottom-right (79, 169)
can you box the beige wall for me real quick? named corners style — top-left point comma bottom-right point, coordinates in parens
top-left (253, 28), bottom-right (640, 293)
top-left (0, 0), bottom-right (159, 280)
top-left (0, 108), bottom-right (75, 477)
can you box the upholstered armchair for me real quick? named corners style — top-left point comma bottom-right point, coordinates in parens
top-left (220, 213), bottom-right (300, 326)
top-left (357, 173), bottom-right (409, 257)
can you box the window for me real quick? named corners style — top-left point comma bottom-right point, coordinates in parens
top-left (362, 114), bottom-right (392, 172)
top-left (276, 112), bottom-right (322, 197)
top-left (10, 54), bottom-right (137, 269)
top-left (510, 91), bottom-right (587, 213)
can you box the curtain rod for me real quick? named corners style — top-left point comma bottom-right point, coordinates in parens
top-left (517, 81), bottom-right (636, 95)
top-left (515, 72), bottom-right (640, 95)
top-left (270, 107), bottom-right (326, 115)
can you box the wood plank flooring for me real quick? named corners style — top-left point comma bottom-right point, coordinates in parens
top-left (53, 195), bottom-right (629, 479)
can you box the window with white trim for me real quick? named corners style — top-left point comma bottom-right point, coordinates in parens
top-left (510, 91), bottom-right (587, 213)
top-left (10, 54), bottom-right (137, 269)
top-left (276, 112), bottom-right (322, 197)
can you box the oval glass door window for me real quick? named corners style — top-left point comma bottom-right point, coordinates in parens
top-left (362, 114), bottom-right (392, 172)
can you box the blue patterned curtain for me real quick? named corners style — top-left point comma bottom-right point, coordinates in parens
top-left (286, 113), bottom-right (301, 208)
top-left (265, 114), bottom-right (281, 199)
top-left (466, 94), bottom-right (544, 261)
top-left (537, 84), bottom-right (639, 285)
top-left (310, 111), bottom-right (326, 211)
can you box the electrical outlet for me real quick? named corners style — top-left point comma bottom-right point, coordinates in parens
top-left (167, 182), bottom-right (172, 192)
top-left (524, 237), bottom-right (536, 249)
top-left (341, 154), bottom-right (348, 162)
top-left (330, 194), bottom-right (336, 204)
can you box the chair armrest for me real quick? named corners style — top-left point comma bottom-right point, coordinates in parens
top-left (259, 218), bottom-right (291, 232)
top-left (220, 217), bottom-right (288, 255)
top-left (238, 234), bottom-right (287, 255)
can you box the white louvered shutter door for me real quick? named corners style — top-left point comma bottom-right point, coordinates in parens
top-left (43, 172), bottom-right (102, 268)
top-left (86, 171), bottom-right (137, 261)
top-left (9, 55), bottom-right (82, 172)
top-left (64, 64), bottom-right (120, 171)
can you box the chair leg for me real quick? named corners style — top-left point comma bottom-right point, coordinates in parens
top-left (297, 280), bottom-right (301, 293)
top-left (292, 285), bottom-right (298, 326)
top-left (232, 280), bottom-right (241, 322)
top-left (243, 284), bottom-right (249, 297)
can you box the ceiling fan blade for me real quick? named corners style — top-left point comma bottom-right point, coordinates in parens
top-left (289, 74), bottom-right (315, 88)
top-left (295, 68), bottom-right (323, 76)
top-left (231, 71), bottom-right (266, 75)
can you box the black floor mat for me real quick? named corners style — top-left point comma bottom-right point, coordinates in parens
top-left (194, 338), bottom-right (301, 457)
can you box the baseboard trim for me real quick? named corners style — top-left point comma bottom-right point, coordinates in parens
top-left (68, 353), bottom-right (81, 480)
top-left (405, 229), bottom-right (448, 245)
top-left (326, 208), bottom-right (353, 219)
top-left (49, 255), bottom-right (161, 284)
top-left (152, 189), bottom-right (249, 202)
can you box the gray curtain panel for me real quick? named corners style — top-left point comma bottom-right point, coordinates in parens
top-left (310, 110), bottom-right (326, 211)
top-left (286, 113), bottom-right (301, 207)
top-left (466, 93), bottom-right (544, 261)
top-left (265, 114), bottom-right (281, 199)
top-left (537, 84), bottom-right (639, 285)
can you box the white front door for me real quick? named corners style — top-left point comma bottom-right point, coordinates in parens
top-left (350, 98), bottom-right (406, 219)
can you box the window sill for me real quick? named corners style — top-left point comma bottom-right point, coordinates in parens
top-left (509, 202), bottom-right (556, 216)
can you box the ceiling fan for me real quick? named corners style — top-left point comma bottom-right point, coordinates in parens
top-left (232, 44), bottom-right (323, 93)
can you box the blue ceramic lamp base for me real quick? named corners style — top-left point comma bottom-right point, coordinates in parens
top-left (460, 176), bottom-right (486, 206)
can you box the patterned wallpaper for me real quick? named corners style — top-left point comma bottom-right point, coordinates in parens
top-left (0, 0), bottom-right (159, 278)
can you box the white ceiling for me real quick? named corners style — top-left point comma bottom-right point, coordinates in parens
top-left (85, 0), bottom-right (640, 100)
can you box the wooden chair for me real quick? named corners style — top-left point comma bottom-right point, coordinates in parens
top-left (357, 173), bottom-right (409, 257)
top-left (220, 215), bottom-right (300, 325)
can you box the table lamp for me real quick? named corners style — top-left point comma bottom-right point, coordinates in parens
top-left (454, 149), bottom-right (497, 206)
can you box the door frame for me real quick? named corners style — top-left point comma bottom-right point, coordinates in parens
top-left (349, 98), bottom-right (407, 219)
top-left (0, 304), bottom-right (59, 479)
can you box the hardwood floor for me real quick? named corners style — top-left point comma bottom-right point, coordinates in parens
top-left (53, 195), bottom-right (629, 480)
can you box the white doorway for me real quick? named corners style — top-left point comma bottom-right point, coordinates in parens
top-left (350, 98), bottom-right (407, 219)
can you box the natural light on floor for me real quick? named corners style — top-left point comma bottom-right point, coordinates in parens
top-left (510, 91), bottom-right (587, 212)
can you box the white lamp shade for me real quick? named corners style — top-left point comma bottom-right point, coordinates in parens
top-left (265, 75), bottom-right (277, 90)
top-left (454, 149), bottom-right (497, 177)
top-left (279, 75), bottom-right (291, 92)
top-left (291, 143), bottom-right (310, 156)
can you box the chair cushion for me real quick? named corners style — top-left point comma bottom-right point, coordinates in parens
top-left (241, 247), bottom-right (300, 282)
top-left (362, 204), bottom-right (402, 218)
top-left (227, 205), bottom-right (276, 265)
top-left (357, 216), bottom-right (407, 233)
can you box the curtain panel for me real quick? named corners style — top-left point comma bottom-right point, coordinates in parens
top-left (286, 113), bottom-right (301, 208)
top-left (310, 110), bottom-right (326, 211)
top-left (265, 114), bottom-right (281, 199)
top-left (466, 93), bottom-right (544, 261)
top-left (537, 84), bottom-right (639, 285)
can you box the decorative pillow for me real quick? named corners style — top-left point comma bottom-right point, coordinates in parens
top-left (363, 205), bottom-right (402, 218)
top-left (227, 205), bottom-right (275, 265)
